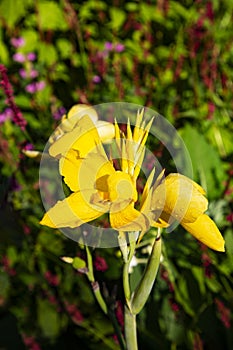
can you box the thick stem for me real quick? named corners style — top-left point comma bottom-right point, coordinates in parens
top-left (124, 305), bottom-right (138, 350)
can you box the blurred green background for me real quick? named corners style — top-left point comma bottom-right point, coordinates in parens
top-left (0, 0), bottom-right (233, 349)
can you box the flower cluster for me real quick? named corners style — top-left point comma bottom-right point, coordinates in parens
top-left (40, 105), bottom-right (225, 252)
top-left (11, 37), bottom-right (46, 95)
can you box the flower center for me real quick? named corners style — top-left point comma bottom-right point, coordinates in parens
top-left (107, 171), bottom-right (138, 203)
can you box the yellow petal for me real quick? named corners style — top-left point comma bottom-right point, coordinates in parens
top-left (49, 115), bottom-right (104, 159)
top-left (133, 108), bottom-right (144, 143)
top-left (40, 190), bottom-right (107, 228)
top-left (60, 150), bottom-right (115, 193)
top-left (67, 104), bottom-right (98, 124)
top-left (79, 152), bottom-right (115, 192)
top-left (59, 149), bottom-right (82, 192)
top-left (152, 173), bottom-right (208, 224)
top-left (96, 120), bottom-right (115, 143)
top-left (107, 171), bottom-right (137, 202)
top-left (110, 202), bottom-right (150, 232)
top-left (181, 214), bottom-right (225, 252)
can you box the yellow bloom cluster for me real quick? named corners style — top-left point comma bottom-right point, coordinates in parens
top-left (40, 105), bottom-right (225, 252)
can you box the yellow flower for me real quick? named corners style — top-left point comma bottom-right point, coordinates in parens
top-left (150, 174), bottom-right (225, 251)
top-left (40, 106), bottom-right (225, 252)
top-left (40, 107), bottom-right (150, 232)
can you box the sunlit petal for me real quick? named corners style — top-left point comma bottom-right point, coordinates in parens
top-left (60, 151), bottom-right (115, 193)
top-left (152, 173), bottom-right (208, 224)
top-left (96, 120), bottom-right (115, 143)
top-left (107, 171), bottom-right (137, 202)
top-left (40, 190), bottom-right (108, 228)
top-left (49, 115), bottom-right (105, 159)
top-left (110, 202), bottom-right (150, 232)
top-left (67, 104), bottom-right (98, 124)
top-left (182, 214), bottom-right (225, 252)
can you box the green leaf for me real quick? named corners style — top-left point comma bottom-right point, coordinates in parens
top-left (37, 299), bottom-right (60, 338)
top-left (73, 257), bottom-right (86, 270)
top-left (38, 42), bottom-right (58, 65)
top-left (20, 29), bottom-right (39, 53)
top-left (161, 298), bottom-right (185, 344)
top-left (0, 271), bottom-right (10, 298)
top-left (191, 266), bottom-right (206, 295)
top-left (180, 124), bottom-right (226, 199)
top-left (205, 277), bottom-right (221, 293)
top-left (56, 39), bottom-right (73, 59)
top-left (175, 278), bottom-right (195, 317)
top-left (37, 1), bottom-right (68, 31)
top-left (0, 40), bottom-right (9, 64)
top-left (0, 0), bottom-right (32, 28)
top-left (109, 8), bottom-right (126, 30)
top-left (225, 229), bottom-right (233, 255)
top-left (7, 246), bottom-right (18, 266)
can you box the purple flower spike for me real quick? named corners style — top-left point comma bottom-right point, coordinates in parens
top-left (13, 53), bottom-right (25, 63)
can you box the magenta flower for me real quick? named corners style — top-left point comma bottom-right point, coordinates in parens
top-left (53, 106), bottom-right (66, 120)
top-left (19, 68), bottom-right (27, 79)
top-left (13, 53), bottom-right (25, 63)
top-left (30, 69), bottom-right (39, 78)
top-left (104, 42), bottom-right (114, 51)
top-left (36, 80), bottom-right (46, 91)
top-left (10, 37), bottom-right (25, 48)
top-left (92, 75), bottom-right (101, 84)
top-left (19, 68), bottom-right (38, 79)
top-left (115, 43), bottom-right (125, 53)
top-left (25, 82), bottom-right (37, 93)
top-left (25, 81), bottom-right (45, 93)
top-left (94, 256), bottom-right (108, 272)
top-left (0, 108), bottom-right (13, 123)
top-left (27, 52), bottom-right (37, 61)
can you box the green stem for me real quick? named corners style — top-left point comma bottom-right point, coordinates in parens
top-left (131, 235), bottom-right (162, 315)
top-left (119, 232), bottom-right (137, 306)
top-left (124, 305), bottom-right (138, 350)
top-left (85, 246), bottom-right (107, 314)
